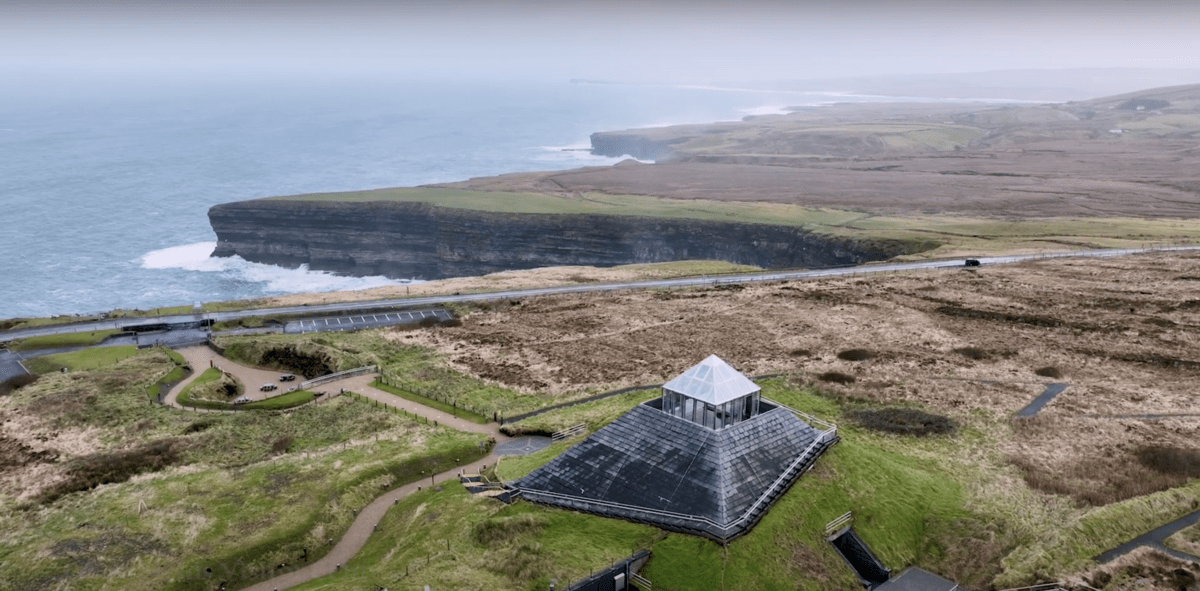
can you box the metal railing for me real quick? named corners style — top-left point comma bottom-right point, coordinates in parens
top-left (520, 401), bottom-right (837, 539)
top-left (825, 511), bottom-right (853, 537)
top-left (300, 365), bottom-right (378, 389)
top-left (552, 423), bottom-right (587, 442)
top-left (631, 573), bottom-right (653, 589)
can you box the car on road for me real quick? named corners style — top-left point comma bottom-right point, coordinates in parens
top-left (279, 374), bottom-right (296, 382)
top-left (260, 383), bottom-right (277, 392)
top-left (964, 259), bottom-right (981, 267)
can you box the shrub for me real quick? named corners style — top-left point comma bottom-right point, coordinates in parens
top-left (271, 436), bottom-right (294, 455)
top-left (1034, 366), bottom-right (1063, 378)
top-left (837, 349), bottom-right (876, 361)
top-left (38, 439), bottom-right (183, 504)
top-left (848, 407), bottom-right (956, 436)
top-left (789, 349), bottom-right (812, 357)
top-left (818, 371), bottom-right (856, 385)
top-left (1011, 450), bottom-right (1193, 507)
top-left (183, 419), bottom-right (217, 434)
top-left (1137, 446), bottom-right (1200, 477)
top-left (953, 347), bottom-right (989, 360)
top-left (0, 373), bottom-right (38, 396)
top-left (260, 346), bottom-right (335, 378)
top-left (471, 514), bottom-right (548, 545)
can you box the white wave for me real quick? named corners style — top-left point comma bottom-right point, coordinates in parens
top-left (140, 241), bottom-right (409, 294)
top-left (534, 145), bottom-right (653, 165)
top-left (738, 105), bottom-right (791, 117)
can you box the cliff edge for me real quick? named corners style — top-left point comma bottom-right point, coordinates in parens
top-left (208, 199), bottom-right (926, 280)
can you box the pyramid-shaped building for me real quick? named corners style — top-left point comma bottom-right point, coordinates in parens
top-left (512, 355), bottom-right (838, 543)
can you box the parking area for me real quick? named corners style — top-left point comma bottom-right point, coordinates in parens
top-left (283, 308), bottom-right (453, 334)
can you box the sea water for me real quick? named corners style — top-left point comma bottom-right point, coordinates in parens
top-left (0, 73), bottom-right (916, 319)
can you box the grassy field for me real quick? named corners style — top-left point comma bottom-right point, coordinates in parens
top-left (0, 348), bottom-right (490, 591)
top-left (288, 480), bottom-right (661, 591)
top-left (216, 330), bottom-right (562, 418)
top-left (217, 331), bottom-right (548, 417)
top-left (175, 367), bottom-right (224, 406)
top-left (23, 345), bottom-right (141, 373)
top-left (9, 329), bottom-right (122, 351)
top-left (498, 387), bottom-right (660, 436)
top-left (372, 380), bottom-right (489, 424)
top-left (241, 389), bottom-right (316, 410)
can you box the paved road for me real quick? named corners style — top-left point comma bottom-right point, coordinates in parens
top-left (0, 349), bottom-right (30, 382)
top-left (1095, 509), bottom-right (1200, 564)
top-left (1015, 383), bottom-right (1070, 417)
top-left (284, 308), bottom-right (453, 334)
top-left (164, 346), bottom-right (310, 408)
top-left (6, 246), bottom-right (1198, 343)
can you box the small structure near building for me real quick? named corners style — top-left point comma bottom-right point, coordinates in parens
top-left (511, 355), bottom-right (837, 543)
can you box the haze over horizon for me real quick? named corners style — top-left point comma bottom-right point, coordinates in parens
top-left (3, 0), bottom-right (1199, 85)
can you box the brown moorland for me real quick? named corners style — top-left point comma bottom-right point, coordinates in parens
top-left (442, 85), bottom-right (1200, 220)
top-left (394, 251), bottom-right (1200, 508)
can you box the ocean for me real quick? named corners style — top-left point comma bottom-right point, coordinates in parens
top-left (0, 73), bottom-right (936, 319)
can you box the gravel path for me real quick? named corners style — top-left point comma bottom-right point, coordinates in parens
top-left (238, 375), bottom-right (513, 591)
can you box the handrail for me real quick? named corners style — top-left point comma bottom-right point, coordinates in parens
top-left (300, 365), bottom-right (378, 389)
top-left (520, 402), bottom-right (837, 537)
top-left (825, 511), bottom-right (853, 536)
top-left (552, 423), bottom-right (587, 442)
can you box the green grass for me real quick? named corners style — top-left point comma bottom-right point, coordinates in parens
top-left (176, 367), bottom-right (224, 406)
top-left (23, 345), bottom-right (141, 373)
top-left (288, 481), bottom-right (659, 591)
top-left (495, 441), bottom-right (574, 481)
top-left (371, 379), bottom-right (489, 424)
top-left (10, 329), bottom-right (122, 351)
top-left (0, 350), bottom-right (491, 591)
top-left (500, 387), bottom-right (660, 436)
top-left (241, 389), bottom-right (317, 410)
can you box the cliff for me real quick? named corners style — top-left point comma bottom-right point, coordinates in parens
top-left (208, 199), bottom-right (927, 280)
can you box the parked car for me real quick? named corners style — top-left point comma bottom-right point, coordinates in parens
top-left (279, 374), bottom-right (296, 382)
top-left (964, 259), bottom-right (981, 267)
top-left (260, 383), bottom-right (277, 392)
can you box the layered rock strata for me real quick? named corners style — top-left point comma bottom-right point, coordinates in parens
top-left (208, 199), bottom-right (923, 280)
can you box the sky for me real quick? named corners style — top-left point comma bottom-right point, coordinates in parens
top-left (2, 0), bottom-right (1199, 83)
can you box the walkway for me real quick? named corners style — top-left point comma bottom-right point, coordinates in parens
top-left (1095, 509), bottom-right (1200, 564)
top-left (1016, 383), bottom-right (1069, 417)
top-left (239, 376), bottom-right (515, 591)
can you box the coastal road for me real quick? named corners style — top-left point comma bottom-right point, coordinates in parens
top-left (4, 246), bottom-right (1198, 343)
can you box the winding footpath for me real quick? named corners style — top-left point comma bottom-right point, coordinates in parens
top-left (237, 375), bottom-right (512, 591)
top-left (157, 347), bottom-right (525, 590)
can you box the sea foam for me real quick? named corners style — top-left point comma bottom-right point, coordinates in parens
top-left (140, 242), bottom-right (407, 295)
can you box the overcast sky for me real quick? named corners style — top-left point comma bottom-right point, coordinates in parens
top-left (3, 0), bottom-right (1199, 83)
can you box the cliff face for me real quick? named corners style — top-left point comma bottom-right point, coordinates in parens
top-left (208, 199), bottom-right (925, 280)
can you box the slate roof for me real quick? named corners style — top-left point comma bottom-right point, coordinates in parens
top-left (513, 398), bottom-right (835, 542)
top-left (662, 354), bottom-right (761, 405)
top-left (874, 568), bottom-right (961, 591)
